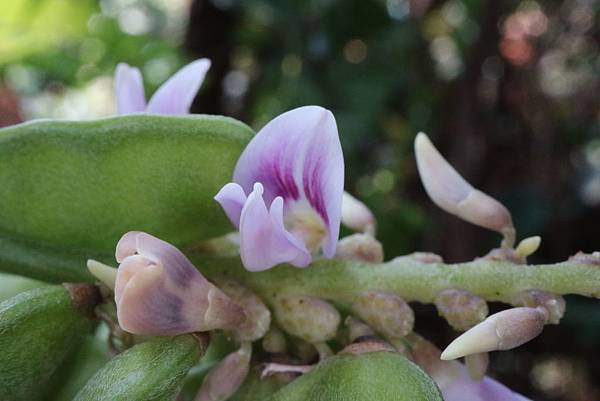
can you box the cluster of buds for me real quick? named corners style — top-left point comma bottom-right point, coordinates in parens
top-left (82, 101), bottom-right (588, 401)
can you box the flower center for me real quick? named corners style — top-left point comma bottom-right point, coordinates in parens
top-left (284, 202), bottom-right (327, 252)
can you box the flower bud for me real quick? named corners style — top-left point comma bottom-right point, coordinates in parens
top-left (569, 251), bottom-right (600, 265)
top-left (441, 307), bottom-right (546, 360)
top-left (392, 252), bottom-right (443, 264)
top-left (87, 259), bottom-right (117, 290)
top-left (263, 326), bottom-right (287, 354)
top-left (434, 289), bottom-right (488, 331)
top-left (196, 342), bottom-right (252, 401)
top-left (352, 290), bottom-right (414, 339)
top-left (114, 231), bottom-right (244, 336)
top-left (273, 295), bottom-right (340, 344)
top-left (341, 192), bottom-right (376, 235)
top-left (335, 233), bottom-right (384, 263)
top-left (345, 316), bottom-right (376, 343)
top-left (515, 236), bottom-right (541, 258)
top-left (414, 133), bottom-right (514, 245)
top-left (219, 280), bottom-right (271, 342)
top-left (510, 290), bottom-right (565, 325)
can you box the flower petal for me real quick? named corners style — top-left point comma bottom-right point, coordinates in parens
top-left (114, 63), bottom-right (147, 114)
top-left (233, 106), bottom-right (344, 257)
top-left (114, 232), bottom-right (244, 335)
top-left (238, 183), bottom-right (310, 271)
top-left (146, 58), bottom-right (211, 114)
top-left (214, 182), bottom-right (247, 228)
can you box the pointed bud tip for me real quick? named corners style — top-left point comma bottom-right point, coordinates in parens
top-left (87, 259), bottom-right (117, 290)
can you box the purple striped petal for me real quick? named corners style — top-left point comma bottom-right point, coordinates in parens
top-left (238, 183), bottom-right (311, 271)
top-left (214, 182), bottom-right (247, 228)
top-left (233, 106), bottom-right (344, 257)
top-left (114, 231), bottom-right (244, 335)
top-left (114, 63), bottom-right (147, 114)
top-left (146, 58), bottom-right (211, 114)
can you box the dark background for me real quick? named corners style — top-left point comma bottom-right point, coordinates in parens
top-left (1, 0), bottom-right (598, 399)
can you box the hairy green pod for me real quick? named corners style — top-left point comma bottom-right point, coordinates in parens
top-left (46, 332), bottom-right (112, 401)
top-left (74, 335), bottom-right (203, 401)
top-left (0, 272), bottom-right (47, 302)
top-left (268, 351), bottom-right (443, 401)
top-left (0, 115), bottom-right (253, 282)
top-left (0, 285), bottom-right (97, 401)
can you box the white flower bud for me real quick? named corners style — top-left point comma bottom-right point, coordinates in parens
top-left (414, 133), bottom-right (515, 245)
top-left (441, 307), bottom-right (546, 360)
top-left (341, 192), bottom-right (376, 235)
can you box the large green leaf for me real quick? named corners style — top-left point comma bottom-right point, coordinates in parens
top-left (0, 114), bottom-right (253, 282)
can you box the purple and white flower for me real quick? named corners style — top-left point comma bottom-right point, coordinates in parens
top-left (114, 59), bottom-right (210, 115)
top-left (114, 231), bottom-right (244, 336)
top-left (214, 106), bottom-right (344, 271)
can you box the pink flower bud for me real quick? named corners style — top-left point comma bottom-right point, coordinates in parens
top-left (114, 231), bottom-right (244, 336)
top-left (341, 192), bottom-right (376, 234)
top-left (196, 343), bottom-right (252, 401)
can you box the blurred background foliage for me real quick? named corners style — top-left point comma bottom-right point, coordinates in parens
top-left (0, 0), bottom-right (598, 400)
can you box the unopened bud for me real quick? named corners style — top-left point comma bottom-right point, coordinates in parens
top-left (393, 252), bottom-right (443, 264)
top-left (434, 289), bottom-right (488, 331)
top-left (511, 290), bottom-right (565, 325)
top-left (352, 290), bottom-right (414, 339)
top-left (465, 353), bottom-right (489, 381)
top-left (196, 342), bottom-right (252, 401)
top-left (114, 231), bottom-right (244, 336)
top-left (414, 133), bottom-right (515, 246)
top-left (341, 192), bottom-right (376, 235)
top-left (569, 251), bottom-right (600, 266)
top-left (220, 280), bottom-right (271, 342)
top-left (515, 236), bottom-right (541, 258)
top-left (441, 307), bottom-right (546, 360)
top-left (273, 295), bottom-right (341, 344)
top-left (263, 326), bottom-right (287, 354)
top-left (345, 316), bottom-right (376, 343)
top-left (335, 233), bottom-right (384, 263)
top-left (87, 259), bottom-right (117, 290)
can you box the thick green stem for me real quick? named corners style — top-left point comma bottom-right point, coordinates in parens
top-left (195, 254), bottom-right (600, 307)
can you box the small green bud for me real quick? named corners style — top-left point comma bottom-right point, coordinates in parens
top-left (273, 295), bottom-right (340, 344)
top-left (352, 290), bottom-right (414, 339)
top-left (434, 288), bottom-right (488, 331)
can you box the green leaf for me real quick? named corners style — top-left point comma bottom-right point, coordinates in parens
top-left (0, 114), bottom-right (253, 282)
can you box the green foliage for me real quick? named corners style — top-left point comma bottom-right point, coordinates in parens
top-left (267, 351), bottom-right (442, 401)
top-left (0, 115), bottom-right (253, 282)
top-left (0, 286), bottom-right (96, 401)
top-left (73, 336), bottom-right (201, 401)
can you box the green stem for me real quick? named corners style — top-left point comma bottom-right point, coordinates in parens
top-left (195, 254), bottom-right (600, 306)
